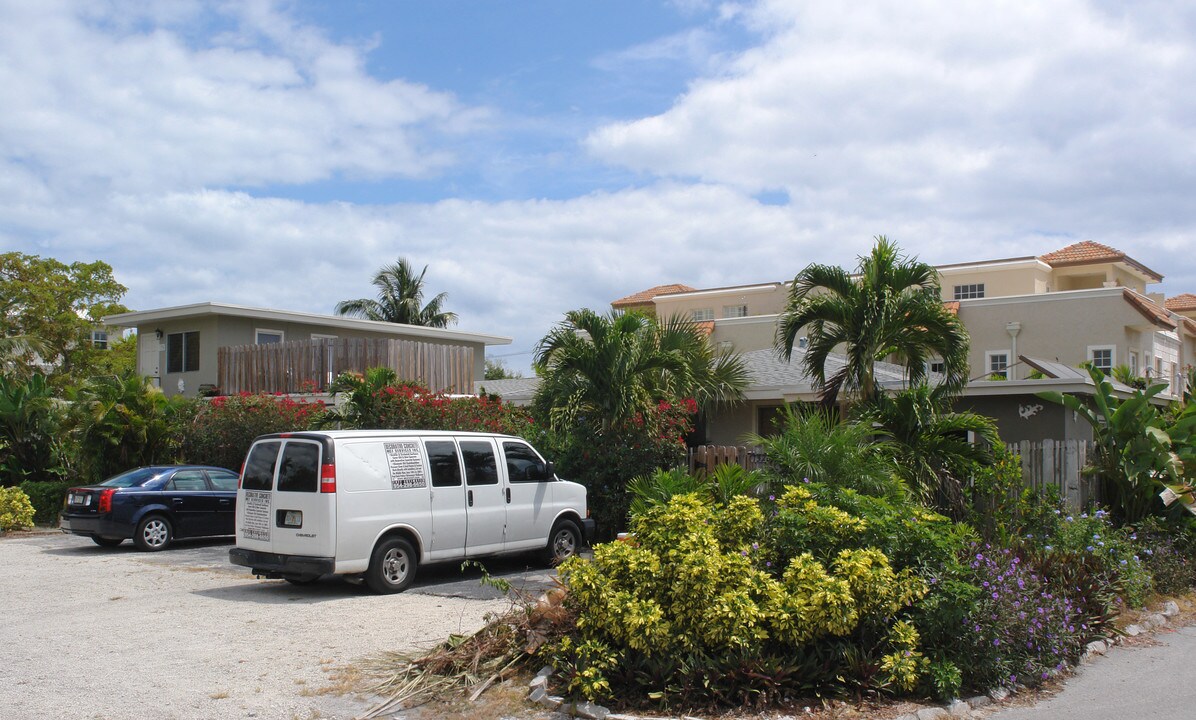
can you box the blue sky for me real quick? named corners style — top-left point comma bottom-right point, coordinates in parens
top-left (2, 0), bottom-right (1194, 374)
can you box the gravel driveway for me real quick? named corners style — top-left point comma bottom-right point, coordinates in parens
top-left (1, 530), bottom-right (557, 720)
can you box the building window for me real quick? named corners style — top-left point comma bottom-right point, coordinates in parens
top-left (797, 336), bottom-right (809, 349)
top-left (256, 329), bottom-right (284, 345)
top-left (1129, 350), bottom-right (1139, 377)
top-left (929, 360), bottom-right (946, 374)
top-left (953, 283), bottom-right (985, 300)
top-left (717, 341), bottom-right (733, 353)
top-left (723, 304), bottom-right (748, 319)
top-left (1088, 346), bottom-right (1115, 373)
top-left (692, 308), bottom-right (714, 322)
top-left (90, 330), bottom-right (109, 350)
top-left (985, 351), bottom-right (1009, 379)
top-left (166, 331), bottom-right (199, 373)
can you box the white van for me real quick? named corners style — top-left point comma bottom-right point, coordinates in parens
top-left (228, 430), bottom-right (594, 593)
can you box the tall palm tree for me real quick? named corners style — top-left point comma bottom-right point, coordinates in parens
top-left (335, 258), bottom-right (457, 328)
top-left (533, 309), bottom-right (748, 432)
top-left (775, 236), bottom-right (969, 409)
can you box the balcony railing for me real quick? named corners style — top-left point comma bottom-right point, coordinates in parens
top-left (217, 338), bottom-right (474, 395)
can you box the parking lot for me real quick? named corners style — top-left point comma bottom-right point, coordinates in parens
top-left (0, 530), bottom-right (558, 719)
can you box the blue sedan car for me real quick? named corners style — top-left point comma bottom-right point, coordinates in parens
top-left (61, 465), bottom-right (240, 551)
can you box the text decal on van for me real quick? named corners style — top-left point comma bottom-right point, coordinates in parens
top-left (242, 490), bottom-right (272, 541)
top-left (384, 441), bottom-right (427, 490)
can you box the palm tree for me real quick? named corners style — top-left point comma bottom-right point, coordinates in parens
top-left (532, 309), bottom-right (748, 432)
top-left (863, 383), bottom-right (999, 518)
top-left (775, 236), bottom-right (969, 409)
top-left (335, 258), bottom-right (457, 328)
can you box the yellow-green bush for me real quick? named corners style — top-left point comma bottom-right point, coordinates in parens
top-left (0, 486), bottom-right (36, 530)
top-left (554, 493), bottom-right (930, 704)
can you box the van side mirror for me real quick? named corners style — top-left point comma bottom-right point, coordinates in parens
top-left (528, 461), bottom-right (555, 481)
top-left (544, 461), bottom-right (555, 480)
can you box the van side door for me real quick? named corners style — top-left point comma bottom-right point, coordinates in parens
top-left (459, 438), bottom-right (506, 555)
top-left (424, 439), bottom-right (468, 560)
top-left (501, 440), bottom-right (555, 550)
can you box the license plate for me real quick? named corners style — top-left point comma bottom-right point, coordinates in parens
top-left (283, 510), bottom-right (302, 528)
top-left (70, 495), bottom-right (88, 505)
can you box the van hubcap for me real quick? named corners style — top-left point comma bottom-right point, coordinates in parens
top-left (382, 548), bottom-right (409, 584)
top-left (553, 529), bottom-right (576, 559)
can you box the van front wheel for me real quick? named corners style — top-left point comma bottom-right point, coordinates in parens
top-left (366, 537), bottom-right (417, 594)
top-left (543, 520), bottom-right (581, 566)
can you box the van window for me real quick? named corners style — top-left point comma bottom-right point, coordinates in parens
top-left (242, 442), bottom-right (280, 491)
top-left (460, 440), bottom-right (498, 486)
top-left (426, 440), bottom-right (462, 487)
top-left (277, 442), bottom-right (320, 493)
top-left (503, 441), bottom-right (550, 482)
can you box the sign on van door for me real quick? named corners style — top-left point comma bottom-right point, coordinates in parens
top-left (459, 438), bottom-right (506, 555)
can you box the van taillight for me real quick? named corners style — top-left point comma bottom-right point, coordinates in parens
top-left (98, 488), bottom-right (116, 513)
top-left (238, 462), bottom-right (245, 489)
top-left (320, 463), bottom-right (336, 493)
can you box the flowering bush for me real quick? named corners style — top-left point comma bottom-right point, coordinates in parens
top-left (0, 485), bottom-right (36, 530)
top-left (959, 544), bottom-right (1092, 690)
top-left (327, 370), bottom-right (533, 436)
top-left (542, 398), bottom-right (695, 538)
top-left (179, 393), bottom-right (328, 470)
top-left (1130, 517), bottom-right (1196, 595)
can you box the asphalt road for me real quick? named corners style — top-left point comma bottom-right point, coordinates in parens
top-left (987, 626), bottom-right (1196, 720)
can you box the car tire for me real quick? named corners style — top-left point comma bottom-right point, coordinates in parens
top-left (365, 537), bottom-right (417, 594)
top-left (543, 519), bottom-right (582, 566)
top-left (134, 515), bottom-right (173, 552)
top-left (92, 536), bottom-right (123, 548)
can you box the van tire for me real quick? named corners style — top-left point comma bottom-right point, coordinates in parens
top-left (543, 520), bottom-right (582, 566)
top-left (366, 537), bottom-right (417, 594)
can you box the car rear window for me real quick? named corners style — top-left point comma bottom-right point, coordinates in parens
top-left (99, 467), bottom-right (165, 487)
top-left (277, 442), bottom-right (320, 493)
top-left (207, 469), bottom-right (240, 491)
top-left (242, 442), bottom-right (280, 491)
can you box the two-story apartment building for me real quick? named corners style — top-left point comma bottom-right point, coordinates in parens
top-left (104, 302), bottom-right (511, 397)
top-left (611, 241), bottom-right (1195, 445)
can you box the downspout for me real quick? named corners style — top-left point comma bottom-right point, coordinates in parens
top-left (1006, 321), bottom-right (1022, 380)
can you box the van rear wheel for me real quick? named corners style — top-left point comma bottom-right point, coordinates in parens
top-left (543, 520), bottom-right (582, 566)
top-left (366, 537), bottom-right (417, 594)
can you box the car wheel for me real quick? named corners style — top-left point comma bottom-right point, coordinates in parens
top-left (365, 537), bottom-right (417, 594)
top-left (92, 536), bottom-right (123, 548)
top-left (543, 520), bottom-right (581, 566)
top-left (134, 515), bottom-right (173, 552)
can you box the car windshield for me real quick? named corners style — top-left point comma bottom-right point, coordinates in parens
top-left (98, 468), bottom-right (167, 488)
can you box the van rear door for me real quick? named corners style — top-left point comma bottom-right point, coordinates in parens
top-left (236, 438), bottom-right (335, 560)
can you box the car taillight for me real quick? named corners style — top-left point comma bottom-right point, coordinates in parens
top-left (320, 463), bottom-right (336, 493)
top-left (98, 488), bottom-right (117, 514)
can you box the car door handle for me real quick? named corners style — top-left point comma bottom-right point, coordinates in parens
top-left (172, 498), bottom-right (184, 505)
top-left (505, 488), bottom-right (511, 504)
top-left (468, 490), bottom-right (473, 507)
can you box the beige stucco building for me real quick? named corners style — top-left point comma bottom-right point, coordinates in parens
top-left (611, 241), bottom-right (1196, 444)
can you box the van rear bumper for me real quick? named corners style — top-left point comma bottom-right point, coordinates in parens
top-left (229, 547), bottom-right (335, 579)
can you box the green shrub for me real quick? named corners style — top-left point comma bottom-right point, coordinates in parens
top-left (18, 479), bottom-right (73, 526)
top-left (179, 393), bottom-right (328, 470)
top-left (552, 494), bottom-right (930, 707)
top-left (0, 486), bottom-right (36, 530)
top-left (1130, 517), bottom-right (1196, 595)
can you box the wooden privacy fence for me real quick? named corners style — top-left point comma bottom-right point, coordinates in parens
top-left (687, 445), bottom-right (766, 474)
top-left (218, 338), bottom-right (474, 395)
top-left (1005, 439), bottom-right (1098, 508)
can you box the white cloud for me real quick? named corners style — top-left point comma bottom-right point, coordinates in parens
top-left (0, 0), bottom-right (475, 193)
top-left (586, 1), bottom-right (1196, 266)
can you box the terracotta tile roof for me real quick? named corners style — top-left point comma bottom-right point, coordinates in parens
top-left (1039, 241), bottom-right (1163, 281)
top-left (943, 301), bottom-right (960, 315)
top-left (1165, 293), bottom-right (1196, 312)
top-left (1122, 289), bottom-right (1176, 330)
top-left (695, 320), bottom-right (715, 336)
top-left (611, 284), bottom-right (696, 308)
